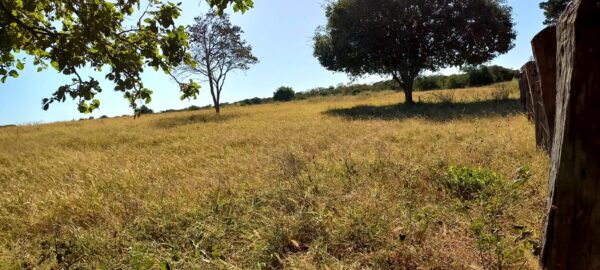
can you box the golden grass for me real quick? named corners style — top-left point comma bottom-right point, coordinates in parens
top-left (0, 82), bottom-right (549, 269)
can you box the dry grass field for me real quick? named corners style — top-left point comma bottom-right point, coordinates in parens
top-left (0, 82), bottom-right (549, 269)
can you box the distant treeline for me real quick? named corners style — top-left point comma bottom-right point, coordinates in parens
top-left (234, 65), bottom-right (517, 106)
top-left (414, 65), bottom-right (518, 91)
top-left (158, 65), bottom-right (517, 112)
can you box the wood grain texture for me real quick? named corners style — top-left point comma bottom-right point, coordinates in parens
top-left (519, 71), bottom-right (530, 115)
top-left (524, 61), bottom-right (550, 151)
top-left (541, 0), bottom-right (600, 268)
top-left (521, 62), bottom-right (535, 122)
top-left (532, 25), bottom-right (557, 154)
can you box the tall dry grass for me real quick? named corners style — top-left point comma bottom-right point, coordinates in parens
top-left (0, 82), bottom-right (548, 269)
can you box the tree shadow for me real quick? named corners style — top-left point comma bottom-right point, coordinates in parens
top-left (153, 113), bottom-right (238, 128)
top-left (325, 99), bottom-right (522, 122)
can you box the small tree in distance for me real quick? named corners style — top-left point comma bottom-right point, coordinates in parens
top-left (177, 11), bottom-right (258, 114)
top-left (273, 86), bottom-right (295, 102)
top-left (314, 0), bottom-right (516, 104)
top-left (137, 105), bottom-right (154, 115)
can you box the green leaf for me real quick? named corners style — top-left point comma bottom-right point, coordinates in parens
top-left (9, 70), bottom-right (19, 78)
top-left (37, 67), bottom-right (43, 72)
top-left (51, 61), bottom-right (60, 71)
top-left (16, 62), bottom-right (24, 70)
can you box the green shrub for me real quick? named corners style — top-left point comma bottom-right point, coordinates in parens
top-left (444, 165), bottom-right (501, 200)
top-left (469, 165), bottom-right (532, 270)
top-left (240, 97), bottom-right (264, 106)
top-left (138, 105), bottom-right (154, 115)
top-left (444, 74), bottom-right (470, 89)
top-left (414, 75), bottom-right (443, 91)
top-left (487, 65), bottom-right (518, 82)
top-left (273, 86), bottom-right (295, 102)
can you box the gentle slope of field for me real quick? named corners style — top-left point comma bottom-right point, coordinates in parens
top-left (0, 83), bottom-right (549, 269)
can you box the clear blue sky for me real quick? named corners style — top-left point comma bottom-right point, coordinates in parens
top-left (0, 0), bottom-right (545, 125)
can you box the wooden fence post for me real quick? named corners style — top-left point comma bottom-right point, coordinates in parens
top-left (521, 62), bottom-right (535, 122)
top-left (523, 61), bottom-right (550, 151)
top-left (532, 26), bottom-right (557, 154)
top-left (541, 0), bottom-right (600, 268)
top-left (518, 71), bottom-right (529, 114)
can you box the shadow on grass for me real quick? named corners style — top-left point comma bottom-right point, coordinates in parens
top-left (154, 113), bottom-right (238, 128)
top-left (325, 99), bottom-right (522, 122)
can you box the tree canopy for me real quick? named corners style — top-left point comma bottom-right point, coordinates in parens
top-left (176, 11), bottom-right (257, 114)
top-left (539, 0), bottom-right (571, 25)
top-left (273, 86), bottom-right (295, 102)
top-left (0, 0), bottom-right (251, 115)
top-left (208, 0), bottom-right (254, 14)
top-left (314, 0), bottom-right (516, 104)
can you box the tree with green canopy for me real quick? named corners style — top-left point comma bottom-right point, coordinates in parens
top-left (539, 0), bottom-right (571, 25)
top-left (0, 0), bottom-right (252, 115)
top-left (273, 86), bottom-right (295, 102)
top-left (313, 0), bottom-right (516, 104)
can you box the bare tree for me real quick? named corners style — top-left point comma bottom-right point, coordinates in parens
top-left (178, 11), bottom-right (258, 113)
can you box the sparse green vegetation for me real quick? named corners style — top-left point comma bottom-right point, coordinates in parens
top-left (443, 165), bottom-right (502, 200)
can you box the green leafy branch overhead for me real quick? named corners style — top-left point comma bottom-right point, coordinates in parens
top-left (208, 0), bottom-right (253, 14)
top-left (0, 0), bottom-right (251, 115)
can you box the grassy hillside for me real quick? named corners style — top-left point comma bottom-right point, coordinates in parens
top-left (0, 82), bottom-right (549, 269)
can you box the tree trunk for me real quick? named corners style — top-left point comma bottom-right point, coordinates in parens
top-left (208, 79), bottom-right (219, 114)
top-left (392, 75), bottom-right (415, 105)
top-left (404, 88), bottom-right (414, 104)
top-left (403, 80), bottom-right (415, 105)
top-left (215, 91), bottom-right (221, 114)
top-left (211, 95), bottom-right (220, 114)
top-left (532, 25), bottom-right (558, 154)
top-left (541, 0), bottom-right (600, 268)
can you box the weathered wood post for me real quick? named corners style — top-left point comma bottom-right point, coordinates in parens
top-left (541, 0), bottom-right (600, 268)
top-left (518, 71), bottom-right (529, 113)
top-left (523, 61), bottom-right (550, 151)
top-left (532, 25), bottom-right (557, 154)
top-left (521, 62), bottom-right (536, 122)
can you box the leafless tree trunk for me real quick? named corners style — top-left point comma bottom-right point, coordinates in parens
top-left (176, 11), bottom-right (258, 114)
